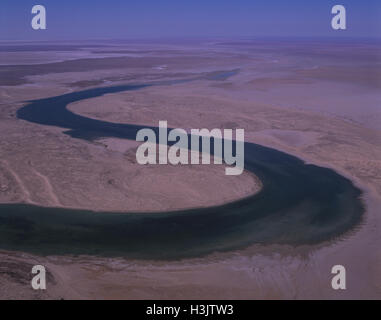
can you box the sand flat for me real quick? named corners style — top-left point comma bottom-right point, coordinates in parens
top-left (0, 39), bottom-right (380, 299)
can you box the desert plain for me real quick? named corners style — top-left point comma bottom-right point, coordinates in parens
top-left (0, 39), bottom-right (380, 299)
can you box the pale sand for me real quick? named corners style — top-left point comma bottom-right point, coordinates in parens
top-left (0, 116), bottom-right (260, 212)
top-left (2, 84), bottom-right (379, 299)
top-left (0, 41), bottom-right (380, 299)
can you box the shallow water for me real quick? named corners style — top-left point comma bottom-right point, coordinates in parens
top-left (0, 71), bottom-right (364, 259)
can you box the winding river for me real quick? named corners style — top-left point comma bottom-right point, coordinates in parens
top-left (0, 72), bottom-right (364, 259)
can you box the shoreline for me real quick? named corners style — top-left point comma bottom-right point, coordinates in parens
top-left (0, 39), bottom-right (379, 299)
top-left (0, 77), bottom-right (364, 260)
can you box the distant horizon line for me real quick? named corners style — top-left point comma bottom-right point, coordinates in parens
top-left (0, 35), bottom-right (380, 43)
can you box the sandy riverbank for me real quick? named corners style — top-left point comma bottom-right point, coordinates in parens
top-left (0, 39), bottom-right (380, 299)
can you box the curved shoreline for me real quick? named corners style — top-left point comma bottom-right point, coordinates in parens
top-left (0, 73), bottom-right (365, 259)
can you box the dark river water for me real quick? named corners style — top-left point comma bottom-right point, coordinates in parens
top-left (0, 72), bottom-right (364, 259)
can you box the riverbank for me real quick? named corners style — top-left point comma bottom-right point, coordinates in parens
top-left (0, 39), bottom-right (380, 299)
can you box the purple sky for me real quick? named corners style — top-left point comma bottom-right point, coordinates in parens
top-left (1, 0), bottom-right (380, 40)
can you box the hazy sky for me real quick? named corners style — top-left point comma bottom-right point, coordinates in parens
top-left (1, 0), bottom-right (380, 40)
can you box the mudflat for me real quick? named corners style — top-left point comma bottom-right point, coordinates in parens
top-left (0, 39), bottom-right (380, 299)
